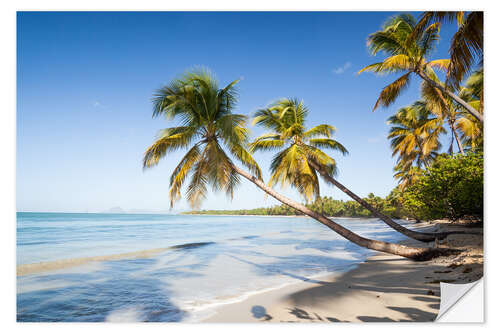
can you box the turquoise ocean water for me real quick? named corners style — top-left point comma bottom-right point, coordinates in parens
top-left (17, 212), bottom-right (412, 322)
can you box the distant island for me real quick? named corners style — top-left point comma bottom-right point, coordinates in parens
top-left (184, 194), bottom-right (407, 219)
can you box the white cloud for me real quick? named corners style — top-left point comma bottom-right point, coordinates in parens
top-left (332, 62), bottom-right (352, 75)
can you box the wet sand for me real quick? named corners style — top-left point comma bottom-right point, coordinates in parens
top-left (17, 241), bottom-right (215, 276)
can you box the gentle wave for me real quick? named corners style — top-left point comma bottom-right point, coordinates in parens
top-left (17, 241), bottom-right (217, 276)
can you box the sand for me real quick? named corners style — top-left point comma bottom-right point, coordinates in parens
top-left (16, 248), bottom-right (170, 276)
top-left (203, 220), bottom-right (483, 323)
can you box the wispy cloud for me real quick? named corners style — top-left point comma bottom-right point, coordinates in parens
top-left (332, 62), bottom-right (352, 75)
top-left (92, 101), bottom-right (108, 110)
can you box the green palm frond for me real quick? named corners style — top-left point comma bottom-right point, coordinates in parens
top-left (143, 127), bottom-right (198, 169)
top-left (227, 140), bottom-right (263, 180)
top-left (303, 124), bottom-right (336, 139)
top-left (426, 59), bottom-right (451, 72)
top-left (358, 55), bottom-right (413, 75)
top-left (309, 139), bottom-right (349, 155)
top-left (249, 139), bottom-right (285, 153)
top-left (418, 22), bottom-right (441, 59)
top-left (169, 144), bottom-right (202, 207)
top-left (186, 157), bottom-right (209, 209)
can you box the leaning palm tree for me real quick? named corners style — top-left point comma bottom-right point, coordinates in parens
top-left (250, 98), bottom-right (458, 243)
top-left (359, 13), bottom-right (483, 123)
top-left (144, 69), bottom-right (457, 260)
top-left (250, 98), bottom-right (348, 203)
top-left (413, 11), bottom-right (483, 90)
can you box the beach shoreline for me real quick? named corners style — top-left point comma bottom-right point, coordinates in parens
top-left (201, 220), bottom-right (483, 323)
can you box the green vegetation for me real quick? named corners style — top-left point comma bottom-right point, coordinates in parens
top-left (185, 193), bottom-right (404, 218)
top-left (401, 151), bottom-right (483, 221)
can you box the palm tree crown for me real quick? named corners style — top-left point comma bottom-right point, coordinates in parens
top-left (387, 101), bottom-right (445, 188)
top-left (456, 69), bottom-right (483, 151)
top-left (143, 68), bottom-right (261, 208)
top-left (413, 11), bottom-right (483, 89)
top-left (250, 98), bottom-right (348, 202)
top-left (358, 13), bottom-right (446, 111)
top-left (359, 13), bottom-right (483, 123)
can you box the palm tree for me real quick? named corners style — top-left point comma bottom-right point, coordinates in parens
top-left (144, 69), bottom-right (457, 260)
top-left (143, 69), bottom-right (262, 209)
top-left (387, 101), bottom-right (445, 169)
top-left (413, 12), bottom-right (483, 90)
top-left (250, 98), bottom-right (348, 203)
top-left (359, 13), bottom-right (483, 123)
top-left (393, 164), bottom-right (424, 192)
top-left (456, 69), bottom-right (483, 151)
top-left (250, 98), bottom-right (456, 243)
top-left (420, 69), bottom-right (465, 155)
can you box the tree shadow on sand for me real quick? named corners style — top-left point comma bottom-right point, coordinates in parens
top-left (256, 256), bottom-right (445, 322)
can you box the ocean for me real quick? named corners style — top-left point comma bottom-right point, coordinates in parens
top-left (16, 212), bottom-right (412, 322)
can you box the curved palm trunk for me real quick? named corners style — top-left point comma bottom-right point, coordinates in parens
top-left (417, 71), bottom-right (484, 123)
top-left (231, 165), bottom-right (459, 261)
top-left (307, 159), bottom-right (477, 242)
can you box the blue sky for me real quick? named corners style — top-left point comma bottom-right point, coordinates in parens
top-left (17, 11), bottom-right (458, 213)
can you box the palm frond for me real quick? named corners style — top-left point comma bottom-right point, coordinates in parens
top-left (373, 72), bottom-right (412, 110)
top-left (185, 157), bottom-right (209, 209)
top-left (308, 139), bottom-right (349, 155)
top-left (249, 139), bottom-right (285, 153)
top-left (303, 124), bottom-right (336, 139)
top-left (426, 59), bottom-right (451, 72)
top-left (227, 141), bottom-right (263, 180)
top-left (143, 127), bottom-right (197, 169)
top-left (447, 12), bottom-right (483, 89)
top-left (169, 144), bottom-right (202, 207)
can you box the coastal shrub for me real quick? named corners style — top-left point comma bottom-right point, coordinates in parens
top-left (402, 151), bottom-right (483, 221)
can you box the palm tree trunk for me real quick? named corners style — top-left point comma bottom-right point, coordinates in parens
top-left (231, 164), bottom-right (459, 261)
top-left (451, 121), bottom-right (465, 155)
top-left (306, 159), bottom-right (463, 242)
top-left (417, 71), bottom-right (483, 123)
top-left (415, 139), bottom-right (431, 169)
